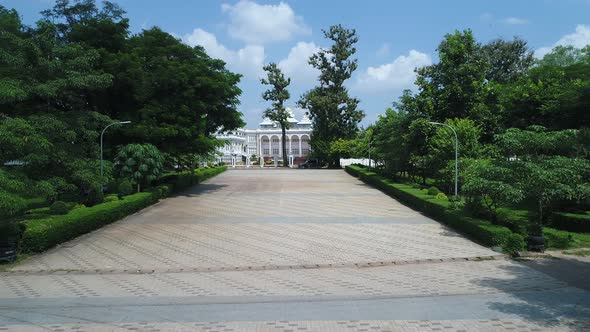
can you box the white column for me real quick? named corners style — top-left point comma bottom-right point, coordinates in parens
top-left (298, 136), bottom-right (302, 157)
top-left (260, 156), bottom-right (264, 168)
top-left (289, 136), bottom-right (292, 155)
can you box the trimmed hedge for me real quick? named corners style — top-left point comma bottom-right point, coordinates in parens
top-left (21, 191), bottom-right (160, 253)
top-left (550, 211), bottom-right (590, 233)
top-left (346, 165), bottom-right (516, 249)
top-left (158, 166), bottom-right (227, 193)
top-left (20, 166), bottom-right (226, 253)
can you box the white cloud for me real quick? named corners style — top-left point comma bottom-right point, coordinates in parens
top-left (183, 28), bottom-right (265, 77)
top-left (502, 17), bottom-right (529, 25)
top-left (376, 43), bottom-right (390, 57)
top-left (221, 0), bottom-right (310, 44)
top-left (535, 24), bottom-right (590, 58)
top-left (277, 41), bottom-right (320, 85)
top-left (356, 50), bottom-right (432, 93)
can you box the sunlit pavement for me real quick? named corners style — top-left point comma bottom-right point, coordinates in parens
top-left (1, 170), bottom-right (588, 331)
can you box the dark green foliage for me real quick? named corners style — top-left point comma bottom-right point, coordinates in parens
top-left (103, 194), bottom-right (119, 203)
top-left (117, 179), bottom-right (134, 197)
top-left (550, 212), bottom-right (590, 233)
top-left (427, 186), bottom-right (440, 196)
top-left (0, 191), bottom-right (27, 220)
top-left (21, 191), bottom-right (159, 252)
top-left (49, 201), bottom-right (69, 215)
top-left (462, 160), bottom-right (524, 224)
top-left (261, 63), bottom-right (291, 167)
top-left (0, 220), bottom-right (24, 245)
top-left (298, 25), bottom-right (364, 167)
top-left (502, 233), bottom-right (525, 255)
top-left (158, 166), bottom-right (227, 193)
top-left (115, 144), bottom-right (164, 192)
top-left (84, 186), bottom-right (104, 206)
top-left (0, 1), bottom-right (243, 221)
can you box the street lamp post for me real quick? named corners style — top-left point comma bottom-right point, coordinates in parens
top-left (368, 138), bottom-right (372, 169)
top-left (428, 121), bottom-right (458, 197)
top-left (100, 121), bottom-right (131, 183)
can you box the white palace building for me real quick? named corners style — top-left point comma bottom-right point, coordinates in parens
top-left (215, 108), bottom-right (312, 167)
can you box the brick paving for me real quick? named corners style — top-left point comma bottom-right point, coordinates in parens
top-left (1, 169), bottom-right (588, 331)
top-left (12, 170), bottom-right (496, 273)
top-left (1, 319), bottom-right (588, 332)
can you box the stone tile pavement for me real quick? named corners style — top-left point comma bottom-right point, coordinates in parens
top-left (1, 319), bottom-right (588, 332)
top-left (11, 170), bottom-right (496, 273)
top-left (1, 170), bottom-right (588, 331)
top-left (0, 259), bottom-right (567, 299)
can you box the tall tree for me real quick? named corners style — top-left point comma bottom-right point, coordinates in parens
top-left (298, 24), bottom-right (364, 167)
top-left (260, 63), bottom-right (291, 167)
top-left (480, 37), bottom-right (534, 84)
top-left (414, 30), bottom-right (497, 138)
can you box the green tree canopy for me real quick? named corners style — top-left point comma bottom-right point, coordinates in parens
top-left (261, 63), bottom-right (291, 166)
top-left (298, 24), bottom-right (364, 167)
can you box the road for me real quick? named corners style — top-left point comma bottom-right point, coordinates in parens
top-left (1, 169), bottom-right (588, 331)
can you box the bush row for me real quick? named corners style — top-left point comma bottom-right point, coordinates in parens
top-left (20, 191), bottom-right (160, 252)
top-left (345, 165), bottom-right (520, 251)
top-left (550, 211), bottom-right (590, 233)
top-left (158, 166), bottom-right (228, 192)
top-left (20, 166), bottom-right (227, 253)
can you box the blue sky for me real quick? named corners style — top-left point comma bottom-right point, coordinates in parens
top-left (5, 0), bottom-right (590, 127)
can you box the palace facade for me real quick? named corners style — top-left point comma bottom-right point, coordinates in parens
top-left (215, 109), bottom-right (312, 167)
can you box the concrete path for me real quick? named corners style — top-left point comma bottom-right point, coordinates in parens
top-left (1, 169), bottom-right (588, 331)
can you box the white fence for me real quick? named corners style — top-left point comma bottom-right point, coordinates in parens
top-left (339, 158), bottom-right (376, 167)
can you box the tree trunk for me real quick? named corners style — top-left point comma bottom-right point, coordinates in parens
top-left (281, 125), bottom-right (288, 167)
top-left (137, 183), bottom-right (140, 193)
top-left (538, 199), bottom-right (544, 228)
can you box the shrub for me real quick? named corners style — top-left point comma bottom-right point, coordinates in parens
top-left (502, 233), bottom-right (525, 255)
top-left (427, 186), bottom-right (440, 196)
top-left (0, 191), bottom-right (27, 220)
top-left (421, 188), bottom-right (428, 194)
top-left (21, 191), bottom-right (160, 253)
top-left (0, 220), bottom-right (24, 242)
top-left (434, 192), bottom-right (448, 200)
top-left (117, 179), bottom-right (134, 197)
top-left (18, 166), bottom-right (227, 254)
top-left (410, 183), bottom-right (421, 189)
top-left (115, 144), bottom-right (164, 192)
top-left (49, 201), bottom-right (69, 215)
top-left (154, 185), bottom-right (172, 199)
top-left (550, 212), bottom-right (590, 233)
top-left (103, 194), bottom-right (119, 203)
top-left (448, 196), bottom-right (464, 210)
top-left (85, 186), bottom-right (104, 206)
top-left (158, 166), bottom-right (227, 193)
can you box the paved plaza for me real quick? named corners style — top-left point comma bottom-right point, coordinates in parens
top-left (1, 170), bottom-right (589, 331)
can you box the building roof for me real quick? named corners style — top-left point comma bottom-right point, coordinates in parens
top-left (298, 113), bottom-right (312, 125)
top-left (259, 117), bottom-right (273, 126)
top-left (286, 107), bottom-right (298, 123)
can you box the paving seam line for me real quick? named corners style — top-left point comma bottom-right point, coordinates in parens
top-left (0, 286), bottom-right (575, 308)
top-left (3, 254), bottom-right (507, 276)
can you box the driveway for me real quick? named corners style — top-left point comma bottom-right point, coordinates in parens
top-left (1, 169), bottom-right (588, 331)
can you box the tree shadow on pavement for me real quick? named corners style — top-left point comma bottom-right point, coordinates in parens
top-left (472, 259), bottom-right (590, 327)
top-left (175, 183), bottom-right (228, 197)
